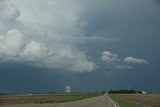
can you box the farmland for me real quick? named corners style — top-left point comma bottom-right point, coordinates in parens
top-left (0, 92), bottom-right (103, 105)
top-left (109, 94), bottom-right (160, 107)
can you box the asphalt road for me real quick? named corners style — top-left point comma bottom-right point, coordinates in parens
top-left (0, 94), bottom-right (116, 107)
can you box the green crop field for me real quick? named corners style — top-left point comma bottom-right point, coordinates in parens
top-left (109, 94), bottom-right (160, 107)
top-left (0, 92), bottom-right (103, 105)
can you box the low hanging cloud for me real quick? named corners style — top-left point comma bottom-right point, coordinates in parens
top-left (0, 0), bottom-right (97, 72)
top-left (101, 51), bottom-right (119, 63)
top-left (101, 51), bottom-right (132, 70)
top-left (124, 57), bottom-right (148, 64)
top-left (101, 51), bottom-right (148, 70)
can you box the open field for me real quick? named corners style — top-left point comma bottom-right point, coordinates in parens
top-left (0, 93), bottom-right (115, 107)
top-left (109, 94), bottom-right (160, 107)
top-left (0, 92), bottom-right (103, 105)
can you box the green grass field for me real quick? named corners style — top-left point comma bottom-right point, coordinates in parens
top-left (0, 92), bottom-right (103, 105)
top-left (109, 94), bottom-right (160, 107)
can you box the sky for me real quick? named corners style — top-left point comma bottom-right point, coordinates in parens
top-left (0, 0), bottom-right (160, 93)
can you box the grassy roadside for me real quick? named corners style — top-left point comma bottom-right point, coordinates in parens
top-left (0, 92), bottom-right (104, 105)
top-left (109, 94), bottom-right (138, 107)
top-left (109, 94), bottom-right (160, 107)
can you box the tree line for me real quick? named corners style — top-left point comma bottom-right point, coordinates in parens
top-left (108, 89), bottom-right (142, 94)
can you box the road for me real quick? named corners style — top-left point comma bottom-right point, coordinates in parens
top-left (0, 94), bottom-right (117, 107)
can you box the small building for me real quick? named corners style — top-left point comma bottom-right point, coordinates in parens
top-left (65, 85), bottom-right (71, 93)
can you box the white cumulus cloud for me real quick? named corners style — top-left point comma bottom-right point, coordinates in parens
top-left (20, 41), bottom-right (47, 62)
top-left (0, 29), bottom-right (25, 58)
top-left (101, 51), bottom-right (119, 63)
top-left (124, 57), bottom-right (148, 64)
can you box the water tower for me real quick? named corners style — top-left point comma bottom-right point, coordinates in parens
top-left (65, 85), bottom-right (71, 93)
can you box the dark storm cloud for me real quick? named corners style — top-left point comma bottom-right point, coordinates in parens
top-left (1, 0), bottom-right (152, 72)
top-left (0, 0), bottom-right (160, 92)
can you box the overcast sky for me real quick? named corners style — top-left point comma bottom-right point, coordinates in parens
top-left (0, 0), bottom-right (160, 92)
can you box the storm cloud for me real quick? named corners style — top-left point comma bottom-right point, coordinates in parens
top-left (0, 0), bottom-right (151, 73)
top-left (1, 0), bottom-right (160, 93)
top-left (0, 0), bottom-right (96, 72)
